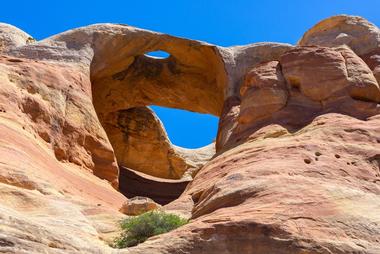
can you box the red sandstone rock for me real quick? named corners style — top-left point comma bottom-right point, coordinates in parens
top-left (0, 14), bottom-right (380, 254)
top-left (362, 48), bottom-right (380, 86)
top-left (280, 46), bottom-right (350, 101)
top-left (238, 61), bottom-right (288, 124)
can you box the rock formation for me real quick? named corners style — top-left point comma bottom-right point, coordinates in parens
top-left (0, 15), bottom-right (379, 253)
top-left (105, 106), bottom-right (214, 180)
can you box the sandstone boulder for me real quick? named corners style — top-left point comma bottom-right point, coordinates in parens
top-left (336, 45), bottom-right (380, 102)
top-left (119, 196), bottom-right (161, 216)
top-left (299, 15), bottom-right (380, 56)
top-left (280, 46), bottom-right (349, 101)
top-left (104, 107), bottom-right (215, 179)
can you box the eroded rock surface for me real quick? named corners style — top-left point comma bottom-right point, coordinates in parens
top-left (0, 14), bottom-right (380, 254)
top-left (136, 113), bottom-right (380, 254)
top-left (105, 107), bottom-right (214, 179)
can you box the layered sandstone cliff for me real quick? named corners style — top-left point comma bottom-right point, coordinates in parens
top-left (0, 15), bottom-right (379, 253)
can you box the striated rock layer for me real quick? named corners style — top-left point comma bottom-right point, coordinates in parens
top-left (0, 15), bottom-right (379, 253)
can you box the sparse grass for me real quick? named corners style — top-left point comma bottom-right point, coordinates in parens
top-left (112, 211), bottom-right (188, 248)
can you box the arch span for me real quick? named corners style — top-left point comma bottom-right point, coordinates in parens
top-left (86, 26), bottom-right (227, 182)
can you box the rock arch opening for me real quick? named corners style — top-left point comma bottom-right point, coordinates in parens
top-left (144, 50), bottom-right (170, 59)
top-left (150, 106), bottom-right (219, 149)
top-left (102, 106), bottom-right (216, 205)
top-left (89, 33), bottom-right (227, 204)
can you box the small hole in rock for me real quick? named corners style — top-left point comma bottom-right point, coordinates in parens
top-left (304, 158), bottom-right (311, 164)
top-left (7, 58), bottom-right (23, 63)
top-left (0, 238), bottom-right (15, 247)
top-left (315, 152), bottom-right (322, 156)
top-left (335, 154), bottom-right (341, 159)
top-left (144, 50), bottom-right (170, 59)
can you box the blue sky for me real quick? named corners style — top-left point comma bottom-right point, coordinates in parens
top-left (2, 1), bottom-right (379, 148)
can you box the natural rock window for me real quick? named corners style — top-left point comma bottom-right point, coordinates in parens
top-left (90, 39), bottom-right (226, 204)
top-left (150, 106), bottom-right (218, 148)
top-left (144, 50), bottom-right (170, 59)
top-left (111, 106), bottom-right (216, 205)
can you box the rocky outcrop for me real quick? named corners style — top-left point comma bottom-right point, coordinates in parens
top-left (134, 113), bottom-right (380, 254)
top-left (0, 14), bottom-right (380, 254)
top-left (299, 15), bottom-right (380, 86)
top-left (218, 45), bottom-right (380, 150)
top-left (0, 55), bottom-right (119, 186)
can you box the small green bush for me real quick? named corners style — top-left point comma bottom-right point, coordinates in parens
top-left (112, 211), bottom-right (188, 248)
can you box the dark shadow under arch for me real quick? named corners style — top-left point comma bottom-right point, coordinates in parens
top-left (119, 166), bottom-right (190, 205)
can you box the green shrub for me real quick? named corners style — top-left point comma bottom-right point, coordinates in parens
top-left (112, 211), bottom-right (188, 248)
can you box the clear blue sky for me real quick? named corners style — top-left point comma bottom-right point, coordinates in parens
top-left (1, 1), bottom-right (379, 148)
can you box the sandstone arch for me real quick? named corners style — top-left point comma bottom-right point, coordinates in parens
top-left (87, 26), bottom-right (227, 180)
top-left (1, 16), bottom-right (380, 253)
top-left (89, 26), bottom-right (227, 118)
top-left (4, 24), bottom-right (229, 184)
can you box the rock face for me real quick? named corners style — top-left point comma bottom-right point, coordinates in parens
top-left (106, 106), bottom-right (215, 179)
top-left (239, 60), bottom-right (288, 125)
top-left (0, 15), bottom-right (380, 254)
top-left (299, 15), bottom-right (380, 87)
top-left (138, 113), bottom-right (380, 254)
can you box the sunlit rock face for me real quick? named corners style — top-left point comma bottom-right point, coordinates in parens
top-left (0, 23), bottom-right (33, 52)
top-left (105, 107), bottom-right (215, 180)
top-left (0, 15), bottom-right (380, 254)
